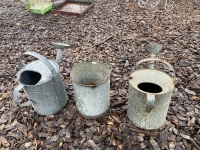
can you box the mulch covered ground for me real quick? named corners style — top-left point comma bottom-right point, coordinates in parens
top-left (0, 0), bottom-right (199, 149)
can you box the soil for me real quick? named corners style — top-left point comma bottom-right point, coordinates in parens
top-left (0, 0), bottom-right (199, 149)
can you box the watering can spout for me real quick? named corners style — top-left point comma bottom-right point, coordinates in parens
top-left (145, 43), bottom-right (163, 55)
top-left (145, 43), bottom-right (163, 69)
top-left (52, 42), bottom-right (70, 66)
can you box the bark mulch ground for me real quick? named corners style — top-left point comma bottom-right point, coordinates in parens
top-left (0, 0), bottom-right (199, 149)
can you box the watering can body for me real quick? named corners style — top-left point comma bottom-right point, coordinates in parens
top-left (127, 58), bottom-right (175, 130)
top-left (13, 46), bottom-right (69, 115)
top-left (70, 61), bottom-right (111, 118)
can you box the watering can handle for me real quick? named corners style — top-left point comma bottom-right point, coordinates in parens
top-left (131, 57), bottom-right (176, 84)
top-left (18, 51), bottom-right (56, 76)
top-left (13, 84), bottom-right (32, 107)
top-left (146, 93), bottom-right (155, 112)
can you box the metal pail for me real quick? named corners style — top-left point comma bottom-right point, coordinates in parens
top-left (127, 58), bottom-right (175, 129)
top-left (70, 61), bottom-right (111, 118)
top-left (13, 51), bottom-right (68, 115)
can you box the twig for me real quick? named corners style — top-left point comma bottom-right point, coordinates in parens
top-left (0, 87), bottom-right (8, 96)
top-left (49, 31), bottom-right (59, 38)
top-left (188, 139), bottom-right (200, 150)
top-left (92, 35), bottom-right (113, 48)
top-left (88, 140), bottom-right (101, 150)
top-left (124, 123), bottom-right (132, 150)
top-left (180, 133), bottom-right (200, 150)
top-left (111, 99), bottom-right (127, 108)
top-left (195, 139), bottom-right (200, 146)
top-left (149, 140), bottom-right (161, 150)
top-left (41, 140), bottom-right (57, 148)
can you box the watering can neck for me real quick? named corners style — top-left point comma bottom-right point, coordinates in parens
top-left (52, 42), bottom-right (70, 66)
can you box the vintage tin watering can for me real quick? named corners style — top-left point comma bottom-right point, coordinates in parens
top-left (70, 60), bottom-right (111, 118)
top-left (13, 43), bottom-right (70, 115)
top-left (127, 43), bottom-right (176, 129)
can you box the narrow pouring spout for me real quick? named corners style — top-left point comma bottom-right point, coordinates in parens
top-left (52, 42), bottom-right (70, 66)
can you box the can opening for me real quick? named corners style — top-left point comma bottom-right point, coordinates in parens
top-left (71, 61), bottom-right (111, 87)
top-left (138, 82), bottom-right (162, 93)
top-left (79, 77), bottom-right (100, 86)
top-left (19, 71), bottom-right (41, 85)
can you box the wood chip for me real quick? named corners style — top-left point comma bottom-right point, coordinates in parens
top-left (149, 140), bottom-right (161, 150)
top-left (0, 136), bottom-right (10, 147)
top-left (87, 140), bottom-right (101, 150)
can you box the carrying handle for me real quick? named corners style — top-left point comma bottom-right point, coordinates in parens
top-left (13, 84), bottom-right (32, 107)
top-left (146, 93), bottom-right (155, 112)
top-left (18, 51), bottom-right (56, 76)
top-left (131, 57), bottom-right (176, 84)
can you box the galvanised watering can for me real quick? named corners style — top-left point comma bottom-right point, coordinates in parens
top-left (13, 43), bottom-right (70, 115)
top-left (127, 43), bottom-right (176, 129)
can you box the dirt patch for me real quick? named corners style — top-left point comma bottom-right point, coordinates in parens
top-left (0, 0), bottom-right (199, 149)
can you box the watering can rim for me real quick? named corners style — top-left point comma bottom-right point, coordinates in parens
top-left (16, 59), bottom-right (59, 86)
top-left (70, 60), bottom-right (112, 87)
top-left (17, 51), bottom-right (60, 86)
top-left (16, 69), bottom-right (59, 87)
top-left (129, 69), bottom-right (175, 95)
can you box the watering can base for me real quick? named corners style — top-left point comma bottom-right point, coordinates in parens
top-left (34, 99), bottom-right (68, 115)
top-left (127, 114), bottom-right (165, 130)
top-left (77, 106), bottom-right (110, 119)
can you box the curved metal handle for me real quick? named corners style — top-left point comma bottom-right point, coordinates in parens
top-left (13, 84), bottom-right (32, 107)
top-left (131, 57), bottom-right (176, 84)
top-left (146, 93), bottom-right (155, 112)
top-left (18, 51), bottom-right (56, 76)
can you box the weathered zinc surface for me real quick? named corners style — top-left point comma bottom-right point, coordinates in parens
top-left (13, 43), bottom-right (70, 115)
top-left (71, 61), bottom-right (111, 118)
top-left (128, 69), bottom-right (175, 130)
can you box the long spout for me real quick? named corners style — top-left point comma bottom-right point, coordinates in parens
top-left (52, 42), bottom-right (70, 66)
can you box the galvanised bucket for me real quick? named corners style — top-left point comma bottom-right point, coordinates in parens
top-left (70, 61), bottom-right (111, 118)
top-left (127, 58), bottom-right (175, 130)
top-left (13, 43), bottom-right (70, 115)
